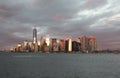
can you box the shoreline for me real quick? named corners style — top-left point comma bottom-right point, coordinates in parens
top-left (0, 51), bottom-right (120, 54)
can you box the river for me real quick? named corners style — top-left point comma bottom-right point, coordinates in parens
top-left (0, 52), bottom-right (120, 78)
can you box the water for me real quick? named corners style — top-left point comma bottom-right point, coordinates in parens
top-left (0, 52), bottom-right (120, 78)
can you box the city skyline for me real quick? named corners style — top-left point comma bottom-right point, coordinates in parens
top-left (9, 27), bottom-right (97, 53)
top-left (0, 0), bottom-right (120, 50)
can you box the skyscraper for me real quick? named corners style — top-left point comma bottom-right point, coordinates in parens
top-left (66, 36), bottom-right (72, 52)
top-left (51, 38), bottom-right (59, 52)
top-left (43, 35), bottom-right (50, 52)
top-left (80, 36), bottom-right (89, 52)
top-left (33, 26), bottom-right (37, 43)
top-left (40, 36), bottom-right (45, 51)
top-left (89, 36), bottom-right (97, 52)
top-left (59, 39), bottom-right (65, 52)
top-left (45, 35), bottom-right (50, 47)
top-left (33, 26), bottom-right (38, 52)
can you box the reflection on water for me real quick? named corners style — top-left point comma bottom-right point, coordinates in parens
top-left (0, 52), bottom-right (120, 78)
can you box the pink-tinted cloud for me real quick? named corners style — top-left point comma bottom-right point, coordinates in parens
top-left (0, 0), bottom-right (120, 50)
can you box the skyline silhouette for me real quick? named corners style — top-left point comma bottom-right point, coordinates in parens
top-left (0, 0), bottom-right (120, 50)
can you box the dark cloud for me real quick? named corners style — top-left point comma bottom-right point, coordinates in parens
top-left (0, 30), bottom-right (29, 49)
top-left (81, 0), bottom-right (107, 9)
top-left (0, 0), bottom-right (120, 50)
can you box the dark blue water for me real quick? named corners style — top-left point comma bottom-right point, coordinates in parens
top-left (0, 52), bottom-right (120, 78)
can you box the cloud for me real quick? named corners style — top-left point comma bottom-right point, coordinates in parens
top-left (0, 0), bottom-right (120, 50)
top-left (81, 0), bottom-right (107, 9)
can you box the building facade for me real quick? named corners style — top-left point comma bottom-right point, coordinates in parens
top-left (66, 36), bottom-right (72, 52)
top-left (80, 36), bottom-right (89, 52)
top-left (88, 36), bottom-right (97, 52)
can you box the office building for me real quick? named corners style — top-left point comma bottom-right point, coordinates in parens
top-left (34, 42), bottom-right (38, 52)
top-left (51, 38), bottom-right (59, 52)
top-left (33, 26), bottom-right (37, 44)
top-left (43, 41), bottom-right (49, 52)
top-left (45, 35), bottom-right (50, 46)
top-left (28, 42), bottom-right (34, 52)
top-left (23, 40), bottom-right (29, 52)
top-left (40, 36), bottom-right (45, 51)
top-left (66, 36), bottom-right (72, 52)
top-left (72, 41), bottom-right (81, 52)
top-left (42, 35), bottom-right (50, 52)
top-left (59, 39), bottom-right (65, 52)
top-left (80, 36), bottom-right (89, 52)
top-left (89, 36), bottom-right (97, 52)
top-left (16, 43), bottom-right (22, 52)
top-left (33, 26), bottom-right (38, 52)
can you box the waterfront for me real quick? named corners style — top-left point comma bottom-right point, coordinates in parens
top-left (0, 52), bottom-right (120, 78)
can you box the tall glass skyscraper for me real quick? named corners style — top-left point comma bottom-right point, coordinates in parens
top-left (33, 26), bottom-right (37, 43)
top-left (33, 26), bottom-right (38, 52)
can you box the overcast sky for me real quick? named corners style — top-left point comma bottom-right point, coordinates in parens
top-left (0, 0), bottom-right (120, 50)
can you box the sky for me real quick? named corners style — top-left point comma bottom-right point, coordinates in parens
top-left (0, 0), bottom-right (120, 50)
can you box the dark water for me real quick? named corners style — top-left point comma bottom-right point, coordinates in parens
top-left (0, 52), bottom-right (120, 78)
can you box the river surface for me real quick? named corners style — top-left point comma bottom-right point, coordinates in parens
top-left (0, 52), bottom-right (120, 78)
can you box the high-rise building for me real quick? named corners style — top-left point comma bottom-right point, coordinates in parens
top-left (45, 35), bottom-right (50, 47)
top-left (42, 35), bottom-right (50, 52)
top-left (40, 36), bottom-right (45, 51)
top-left (28, 42), bottom-right (34, 52)
top-left (33, 26), bottom-right (37, 44)
top-left (59, 39), bottom-right (65, 52)
top-left (34, 42), bottom-right (38, 52)
top-left (16, 43), bottom-right (22, 52)
top-left (75, 37), bottom-right (81, 52)
top-left (33, 26), bottom-right (38, 52)
top-left (72, 41), bottom-right (81, 52)
top-left (80, 36), bottom-right (89, 52)
top-left (43, 41), bottom-right (49, 52)
top-left (88, 36), bottom-right (97, 52)
top-left (23, 40), bottom-right (29, 52)
top-left (66, 36), bottom-right (72, 52)
top-left (51, 38), bottom-right (59, 52)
